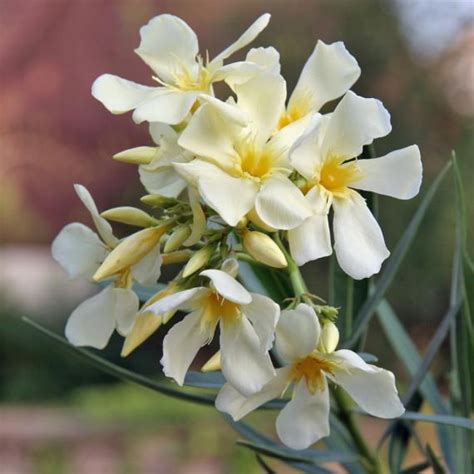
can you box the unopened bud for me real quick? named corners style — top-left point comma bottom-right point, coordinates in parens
top-left (320, 321), bottom-right (340, 354)
top-left (243, 231), bottom-right (287, 268)
top-left (317, 305), bottom-right (339, 321)
top-left (221, 258), bottom-right (239, 278)
top-left (201, 351), bottom-right (221, 372)
top-left (164, 225), bottom-right (191, 253)
top-left (101, 207), bottom-right (158, 227)
top-left (93, 224), bottom-right (170, 281)
top-left (143, 282), bottom-right (179, 324)
top-left (113, 146), bottom-right (156, 165)
top-left (140, 194), bottom-right (177, 208)
top-left (182, 246), bottom-right (213, 278)
top-left (235, 216), bottom-right (248, 229)
top-left (121, 312), bottom-right (162, 357)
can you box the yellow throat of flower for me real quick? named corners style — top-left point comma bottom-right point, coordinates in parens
top-left (200, 292), bottom-right (241, 331)
top-left (289, 355), bottom-right (339, 394)
top-left (234, 140), bottom-right (275, 181)
top-left (171, 59), bottom-right (211, 92)
top-left (313, 155), bottom-right (360, 197)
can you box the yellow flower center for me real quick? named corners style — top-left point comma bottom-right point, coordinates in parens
top-left (289, 355), bottom-right (338, 394)
top-left (233, 140), bottom-right (276, 181)
top-left (199, 292), bottom-right (241, 331)
top-left (277, 106), bottom-right (304, 130)
top-left (318, 155), bottom-right (360, 196)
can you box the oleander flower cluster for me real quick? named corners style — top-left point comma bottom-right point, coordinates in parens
top-left (52, 13), bottom-right (422, 449)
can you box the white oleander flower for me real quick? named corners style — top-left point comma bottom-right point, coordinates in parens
top-left (147, 267), bottom-right (280, 396)
top-left (288, 91), bottom-right (422, 279)
top-left (114, 123), bottom-right (192, 197)
top-left (276, 40), bottom-right (360, 133)
top-left (51, 185), bottom-right (162, 349)
top-left (92, 13), bottom-right (271, 125)
top-left (175, 72), bottom-right (313, 229)
top-left (216, 304), bottom-right (404, 450)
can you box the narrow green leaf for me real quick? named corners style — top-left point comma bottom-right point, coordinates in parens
top-left (344, 160), bottom-right (452, 347)
top-left (255, 454), bottom-right (276, 474)
top-left (400, 461), bottom-right (431, 474)
top-left (184, 371), bottom-right (226, 389)
top-left (426, 444), bottom-right (446, 474)
top-left (23, 318), bottom-right (216, 406)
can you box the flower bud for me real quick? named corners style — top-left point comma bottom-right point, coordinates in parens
top-left (93, 224), bottom-right (170, 281)
top-left (121, 312), bottom-right (162, 357)
top-left (320, 321), bottom-right (340, 354)
top-left (140, 194), bottom-right (177, 208)
top-left (101, 207), bottom-right (158, 227)
top-left (182, 246), bottom-right (213, 278)
top-left (164, 225), bottom-right (192, 253)
top-left (243, 231), bottom-right (287, 268)
top-left (221, 258), bottom-right (239, 278)
top-left (201, 351), bottom-right (221, 372)
top-left (113, 146), bottom-right (156, 165)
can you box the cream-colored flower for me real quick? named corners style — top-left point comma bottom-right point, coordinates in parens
top-left (51, 185), bottom-right (162, 348)
top-left (175, 72), bottom-right (313, 229)
top-left (92, 13), bottom-right (271, 125)
top-left (147, 267), bottom-right (280, 396)
top-left (216, 304), bottom-right (404, 450)
top-left (288, 91), bottom-right (422, 279)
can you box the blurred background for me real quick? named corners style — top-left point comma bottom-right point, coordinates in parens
top-left (0, 0), bottom-right (472, 472)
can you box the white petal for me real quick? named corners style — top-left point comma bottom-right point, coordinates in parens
top-left (351, 145), bottom-right (422, 199)
top-left (322, 91), bottom-right (392, 160)
top-left (146, 287), bottom-right (208, 315)
top-left (235, 72), bottom-right (286, 147)
top-left (177, 102), bottom-right (242, 169)
top-left (133, 90), bottom-right (199, 125)
top-left (183, 187), bottom-right (206, 247)
top-left (276, 378), bottom-right (330, 449)
top-left (65, 286), bottom-right (116, 349)
top-left (269, 113), bottom-right (313, 158)
top-left (246, 46), bottom-right (281, 75)
top-left (288, 214), bottom-right (332, 266)
top-left (135, 14), bottom-right (199, 83)
top-left (210, 13), bottom-right (271, 68)
top-left (139, 166), bottom-right (187, 197)
top-left (255, 176), bottom-right (312, 230)
top-left (333, 191), bottom-right (389, 279)
top-left (52, 223), bottom-right (107, 279)
top-left (220, 258), bottom-right (240, 278)
top-left (200, 269), bottom-right (251, 304)
top-left (91, 74), bottom-right (157, 114)
top-left (114, 288), bottom-right (140, 336)
top-left (161, 310), bottom-right (212, 385)
top-left (131, 244), bottom-right (162, 287)
top-left (242, 293), bottom-right (280, 351)
top-left (74, 184), bottom-right (118, 248)
top-left (330, 350), bottom-right (405, 418)
top-left (220, 316), bottom-right (275, 396)
top-left (216, 367), bottom-right (290, 420)
top-left (288, 113), bottom-right (326, 179)
top-left (149, 123), bottom-right (178, 145)
top-left (276, 304), bottom-right (320, 362)
top-left (289, 41), bottom-right (360, 113)
top-left (175, 160), bottom-right (258, 227)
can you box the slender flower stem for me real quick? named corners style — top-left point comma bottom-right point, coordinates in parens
top-left (274, 231), bottom-right (385, 473)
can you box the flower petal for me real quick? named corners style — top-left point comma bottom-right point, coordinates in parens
top-left (322, 91), bottom-right (392, 160)
top-left (210, 13), bottom-right (271, 68)
top-left (178, 102), bottom-right (243, 169)
top-left (255, 176), bottom-right (312, 230)
top-left (242, 293), bottom-right (280, 351)
top-left (52, 223), bottom-right (107, 279)
top-left (91, 74), bottom-right (157, 114)
top-left (200, 269), bottom-right (251, 304)
top-left (220, 315), bottom-right (275, 396)
top-left (276, 304), bottom-right (320, 362)
top-left (139, 166), bottom-right (188, 197)
top-left (351, 145), bottom-right (422, 200)
top-left (114, 288), bottom-right (140, 336)
top-left (216, 367), bottom-right (290, 420)
top-left (288, 214), bottom-right (332, 266)
top-left (130, 243), bottom-right (162, 287)
top-left (135, 14), bottom-right (199, 83)
top-left (146, 287), bottom-right (208, 315)
top-left (161, 310), bottom-right (212, 385)
top-left (65, 286), bottom-right (116, 349)
top-left (289, 41), bottom-right (360, 113)
top-left (133, 90), bottom-right (199, 125)
top-left (235, 72), bottom-right (286, 147)
top-left (175, 160), bottom-right (258, 227)
top-left (330, 350), bottom-right (405, 418)
top-left (333, 191), bottom-right (389, 279)
top-left (276, 378), bottom-right (330, 450)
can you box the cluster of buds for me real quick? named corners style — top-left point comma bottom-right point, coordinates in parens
top-left (52, 13), bottom-right (421, 449)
